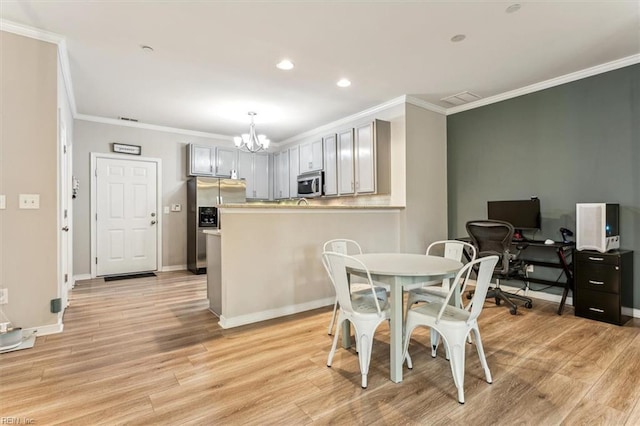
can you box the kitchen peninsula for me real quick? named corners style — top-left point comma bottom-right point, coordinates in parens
top-left (204, 204), bottom-right (403, 328)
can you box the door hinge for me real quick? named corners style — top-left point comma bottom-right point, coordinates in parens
top-left (64, 209), bottom-right (68, 219)
top-left (95, 257), bottom-right (98, 264)
top-left (95, 169), bottom-right (98, 177)
top-left (64, 273), bottom-right (68, 283)
top-left (63, 145), bottom-right (67, 154)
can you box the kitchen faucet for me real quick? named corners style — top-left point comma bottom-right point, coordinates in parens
top-left (296, 197), bottom-right (309, 206)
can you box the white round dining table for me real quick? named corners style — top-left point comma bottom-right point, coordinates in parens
top-left (347, 253), bottom-right (463, 383)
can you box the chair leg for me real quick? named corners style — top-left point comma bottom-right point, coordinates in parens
top-left (328, 297), bottom-right (339, 335)
top-left (471, 326), bottom-right (492, 384)
top-left (430, 328), bottom-right (450, 360)
top-left (402, 319), bottom-right (418, 373)
top-left (355, 321), bottom-right (381, 389)
top-left (327, 314), bottom-right (343, 367)
top-left (442, 331), bottom-right (467, 404)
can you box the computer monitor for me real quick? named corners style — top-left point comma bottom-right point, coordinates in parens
top-left (487, 199), bottom-right (541, 234)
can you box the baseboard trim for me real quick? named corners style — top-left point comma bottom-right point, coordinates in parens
top-left (218, 297), bottom-right (334, 329)
top-left (161, 265), bottom-right (187, 272)
top-left (496, 281), bottom-right (573, 306)
top-left (73, 273), bottom-right (92, 283)
top-left (23, 321), bottom-right (64, 337)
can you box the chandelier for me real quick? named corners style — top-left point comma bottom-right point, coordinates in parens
top-left (233, 112), bottom-right (270, 153)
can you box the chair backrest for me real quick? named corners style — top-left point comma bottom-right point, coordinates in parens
top-left (465, 220), bottom-right (514, 275)
top-left (321, 251), bottom-right (383, 316)
top-left (426, 240), bottom-right (477, 263)
top-left (437, 255), bottom-right (499, 324)
top-left (323, 239), bottom-right (363, 255)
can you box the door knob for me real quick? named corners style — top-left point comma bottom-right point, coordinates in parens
top-left (150, 220), bottom-right (157, 225)
top-left (62, 226), bottom-right (69, 232)
top-left (151, 212), bottom-right (156, 217)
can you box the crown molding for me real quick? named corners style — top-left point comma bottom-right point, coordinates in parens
top-left (278, 95), bottom-right (408, 146)
top-left (76, 114), bottom-right (234, 141)
top-left (405, 96), bottom-right (448, 115)
top-left (1, 19), bottom-right (64, 44)
top-left (447, 53), bottom-right (640, 115)
top-left (1, 20), bottom-right (78, 117)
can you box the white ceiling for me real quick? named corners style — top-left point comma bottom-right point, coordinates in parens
top-left (1, 1), bottom-right (639, 143)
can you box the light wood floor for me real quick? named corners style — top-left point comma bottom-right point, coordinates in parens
top-left (1, 271), bottom-right (639, 425)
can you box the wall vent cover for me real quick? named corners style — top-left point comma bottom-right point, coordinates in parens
top-left (441, 91), bottom-right (481, 106)
top-left (118, 116), bottom-right (139, 122)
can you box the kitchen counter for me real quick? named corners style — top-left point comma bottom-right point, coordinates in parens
top-left (205, 206), bottom-right (402, 329)
top-left (219, 203), bottom-right (404, 210)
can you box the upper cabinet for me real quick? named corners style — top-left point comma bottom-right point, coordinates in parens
top-left (187, 143), bottom-right (239, 177)
top-left (188, 144), bottom-right (215, 176)
top-left (299, 138), bottom-right (323, 173)
top-left (336, 120), bottom-right (390, 196)
top-left (238, 151), bottom-right (269, 199)
top-left (215, 147), bottom-right (238, 177)
top-left (274, 150), bottom-right (290, 199)
top-left (337, 129), bottom-right (355, 195)
top-left (288, 145), bottom-right (300, 198)
top-left (323, 133), bottom-right (338, 196)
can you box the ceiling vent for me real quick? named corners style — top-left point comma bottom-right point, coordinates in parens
top-left (118, 116), bottom-right (139, 122)
top-left (440, 91), bottom-right (482, 106)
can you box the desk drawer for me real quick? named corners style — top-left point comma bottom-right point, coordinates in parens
top-left (575, 288), bottom-right (621, 325)
top-left (575, 262), bottom-right (620, 293)
top-left (574, 251), bottom-right (620, 266)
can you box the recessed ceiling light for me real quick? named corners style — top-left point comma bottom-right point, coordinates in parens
top-left (140, 45), bottom-right (154, 53)
top-left (337, 78), bottom-right (351, 88)
top-left (506, 4), bottom-right (521, 13)
top-left (450, 34), bottom-right (466, 43)
top-left (276, 59), bottom-right (294, 70)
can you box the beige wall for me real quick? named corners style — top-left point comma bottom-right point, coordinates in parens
top-left (400, 103), bottom-right (448, 253)
top-left (0, 32), bottom-right (59, 329)
top-left (72, 120), bottom-right (234, 275)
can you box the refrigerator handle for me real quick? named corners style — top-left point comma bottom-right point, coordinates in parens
top-left (219, 196), bottom-right (223, 204)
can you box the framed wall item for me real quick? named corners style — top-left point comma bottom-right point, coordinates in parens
top-left (112, 143), bottom-right (141, 155)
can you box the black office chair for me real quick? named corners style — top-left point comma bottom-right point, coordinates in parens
top-left (465, 220), bottom-right (533, 315)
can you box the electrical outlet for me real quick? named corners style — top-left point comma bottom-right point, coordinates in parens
top-left (526, 264), bottom-right (534, 273)
top-left (171, 204), bottom-right (182, 212)
top-left (0, 195), bottom-right (5, 210)
top-left (0, 288), bottom-right (8, 304)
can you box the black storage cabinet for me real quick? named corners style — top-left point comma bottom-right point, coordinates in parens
top-left (574, 249), bottom-right (634, 325)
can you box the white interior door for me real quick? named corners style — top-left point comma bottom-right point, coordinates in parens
top-left (96, 157), bottom-right (158, 276)
top-left (59, 115), bottom-right (70, 310)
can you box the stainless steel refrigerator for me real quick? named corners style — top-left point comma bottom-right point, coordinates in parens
top-left (187, 177), bottom-right (246, 274)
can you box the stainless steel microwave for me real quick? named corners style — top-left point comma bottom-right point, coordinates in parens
top-left (297, 171), bottom-right (323, 198)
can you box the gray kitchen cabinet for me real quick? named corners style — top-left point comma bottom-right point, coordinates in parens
top-left (215, 146), bottom-right (238, 177)
top-left (274, 150), bottom-right (290, 199)
top-left (323, 133), bottom-right (338, 196)
top-left (188, 143), bottom-right (215, 176)
top-left (288, 145), bottom-right (299, 198)
top-left (299, 138), bottom-right (323, 173)
top-left (239, 151), bottom-right (269, 199)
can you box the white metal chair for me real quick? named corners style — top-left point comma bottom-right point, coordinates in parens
top-left (322, 251), bottom-right (391, 388)
top-left (323, 239), bottom-right (387, 335)
top-left (406, 240), bottom-right (477, 358)
top-left (406, 240), bottom-right (477, 309)
top-left (402, 255), bottom-right (499, 404)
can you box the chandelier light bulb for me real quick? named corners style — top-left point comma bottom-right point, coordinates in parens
top-left (234, 112), bottom-right (270, 153)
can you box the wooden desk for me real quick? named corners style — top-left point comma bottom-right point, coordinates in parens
top-left (347, 253), bottom-right (462, 383)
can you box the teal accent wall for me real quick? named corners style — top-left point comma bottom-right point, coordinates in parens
top-left (447, 64), bottom-right (640, 307)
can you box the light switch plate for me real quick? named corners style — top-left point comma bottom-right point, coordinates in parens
top-left (0, 195), bottom-right (5, 210)
top-left (171, 204), bottom-right (182, 212)
top-left (19, 194), bottom-right (40, 209)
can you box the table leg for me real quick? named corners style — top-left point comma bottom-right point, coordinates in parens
top-left (390, 278), bottom-right (403, 383)
top-left (341, 321), bottom-right (351, 349)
